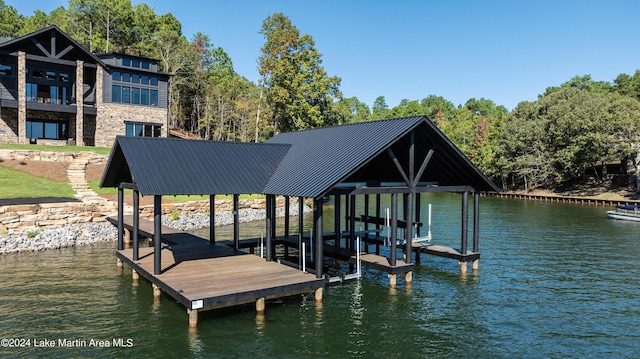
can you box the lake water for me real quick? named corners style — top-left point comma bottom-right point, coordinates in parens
top-left (1, 194), bottom-right (639, 358)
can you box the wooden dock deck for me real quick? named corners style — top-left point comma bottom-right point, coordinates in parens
top-left (109, 217), bottom-right (325, 327)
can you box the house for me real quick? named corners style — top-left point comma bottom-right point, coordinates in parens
top-left (0, 26), bottom-right (170, 147)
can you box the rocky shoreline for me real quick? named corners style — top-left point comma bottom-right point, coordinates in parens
top-left (0, 205), bottom-right (307, 255)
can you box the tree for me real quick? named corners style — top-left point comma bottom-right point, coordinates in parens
top-left (371, 96), bottom-right (388, 120)
top-left (333, 96), bottom-right (370, 124)
top-left (259, 12), bottom-right (341, 133)
top-left (0, 1), bottom-right (23, 37)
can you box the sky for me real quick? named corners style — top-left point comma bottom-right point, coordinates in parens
top-left (5, 0), bottom-right (640, 111)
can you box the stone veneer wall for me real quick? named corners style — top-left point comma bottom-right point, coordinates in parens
top-left (95, 102), bottom-right (168, 147)
top-left (0, 108), bottom-right (18, 143)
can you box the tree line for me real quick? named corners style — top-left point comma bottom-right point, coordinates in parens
top-left (2, 0), bottom-right (640, 192)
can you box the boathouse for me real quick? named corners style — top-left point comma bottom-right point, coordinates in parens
top-left (100, 115), bottom-right (498, 326)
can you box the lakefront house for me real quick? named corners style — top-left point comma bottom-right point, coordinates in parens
top-left (0, 26), bottom-right (170, 147)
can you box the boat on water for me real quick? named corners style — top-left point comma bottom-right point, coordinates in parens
top-left (606, 205), bottom-right (640, 222)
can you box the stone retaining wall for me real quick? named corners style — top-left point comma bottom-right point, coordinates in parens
top-left (0, 197), bottom-right (297, 233)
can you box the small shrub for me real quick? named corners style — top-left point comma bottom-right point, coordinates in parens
top-left (26, 229), bottom-right (41, 238)
top-left (171, 212), bottom-right (180, 221)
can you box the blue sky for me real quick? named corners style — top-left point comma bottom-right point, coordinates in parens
top-left (6, 0), bottom-right (640, 111)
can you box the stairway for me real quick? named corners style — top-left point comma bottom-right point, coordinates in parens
top-left (67, 152), bottom-right (110, 205)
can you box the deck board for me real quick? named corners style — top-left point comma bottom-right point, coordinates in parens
top-left (112, 217), bottom-right (325, 312)
top-left (412, 243), bottom-right (480, 262)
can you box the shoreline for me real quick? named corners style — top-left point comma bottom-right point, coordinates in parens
top-left (0, 205), bottom-right (309, 255)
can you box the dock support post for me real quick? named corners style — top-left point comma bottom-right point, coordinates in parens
top-left (473, 191), bottom-right (480, 253)
top-left (132, 269), bottom-right (139, 284)
top-left (209, 194), bottom-right (215, 245)
top-left (459, 261), bottom-right (468, 275)
top-left (188, 309), bottom-right (198, 329)
top-left (124, 228), bottom-right (131, 244)
top-left (233, 194), bottom-right (239, 251)
top-left (117, 258), bottom-right (123, 269)
top-left (388, 273), bottom-right (397, 289)
top-left (349, 194), bottom-right (356, 251)
top-left (472, 259), bottom-right (479, 271)
top-left (256, 297), bottom-right (265, 315)
top-left (375, 193), bottom-right (381, 255)
top-left (117, 187), bottom-right (124, 250)
top-left (405, 192), bottom-right (413, 264)
top-left (154, 195), bottom-right (162, 275)
top-left (461, 191), bottom-right (469, 255)
top-left (133, 188), bottom-right (140, 261)
top-left (405, 271), bottom-right (413, 285)
top-left (334, 195), bottom-right (341, 255)
top-left (152, 283), bottom-right (161, 298)
top-left (284, 196), bottom-right (290, 237)
top-left (415, 193), bottom-right (421, 237)
top-left (390, 193), bottom-right (398, 267)
top-left (313, 197), bottom-right (324, 279)
top-left (298, 197), bottom-right (304, 268)
top-left (266, 195), bottom-right (273, 261)
top-left (315, 287), bottom-right (323, 303)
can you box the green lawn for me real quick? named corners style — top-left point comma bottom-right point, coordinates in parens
top-left (0, 166), bottom-right (75, 199)
top-left (0, 143), bottom-right (112, 156)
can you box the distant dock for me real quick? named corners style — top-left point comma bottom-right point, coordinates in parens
top-left (487, 192), bottom-right (640, 206)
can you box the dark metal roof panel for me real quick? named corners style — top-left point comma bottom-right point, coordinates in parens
top-left (100, 137), bottom-right (290, 196)
top-left (263, 117), bottom-right (425, 198)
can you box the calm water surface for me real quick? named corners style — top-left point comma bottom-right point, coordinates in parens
top-left (1, 194), bottom-right (639, 358)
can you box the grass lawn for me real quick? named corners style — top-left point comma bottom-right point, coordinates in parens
top-left (0, 143), bottom-right (112, 156)
top-left (0, 166), bottom-right (75, 199)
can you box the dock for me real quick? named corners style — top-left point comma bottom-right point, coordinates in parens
top-left (110, 216), bottom-right (325, 327)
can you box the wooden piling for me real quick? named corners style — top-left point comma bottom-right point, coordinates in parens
top-left (153, 283), bottom-right (161, 298)
top-left (459, 261), bottom-right (467, 275)
top-left (405, 271), bottom-right (413, 285)
top-left (132, 269), bottom-right (139, 282)
top-left (188, 309), bottom-right (198, 328)
top-left (388, 273), bottom-right (397, 288)
top-left (472, 259), bottom-right (479, 271)
top-left (256, 297), bottom-right (265, 315)
top-left (315, 287), bottom-right (323, 303)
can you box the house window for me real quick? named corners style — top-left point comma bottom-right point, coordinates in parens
top-left (45, 71), bottom-right (56, 80)
top-left (112, 85), bottom-right (121, 102)
top-left (0, 64), bottom-right (12, 76)
top-left (122, 57), bottom-right (130, 67)
top-left (26, 120), bottom-right (68, 140)
top-left (112, 71), bottom-right (121, 81)
top-left (131, 87), bottom-right (140, 104)
top-left (125, 122), bottom-right (161, 137)
top-left (150, 90), bottom-right (158, 106)
top-left (132, 59), bottom-right (140, 68)
top-left (121, 86), bottom-right (130, 103)
top-left (32, 69), bottom-right (43, 79)
top-left (141, 61), bottom-right (150, 69)
top-left (59, 73), bottom-right (69, 82)
top-left (140, 88), bottom-right (149, 105)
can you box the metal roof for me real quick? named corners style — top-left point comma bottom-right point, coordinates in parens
top-left (100, 137), bottom-right (290, 196)
top-left (263, 116), bottom-right (499, 197)
top-left (100, 116), bottom-right (499, 198)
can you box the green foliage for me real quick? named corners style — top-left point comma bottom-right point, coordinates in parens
top-left (26, 229), bottom-right (41, 239)
top-left (171, 212), bottom-right (180, 221)
top-left (259, 13), bottom-right (342, 132)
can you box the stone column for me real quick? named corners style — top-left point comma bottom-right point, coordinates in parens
top-left (75, 60), bottom-right (84, 146)
top-left (17, 51), bottom-right (26, 144)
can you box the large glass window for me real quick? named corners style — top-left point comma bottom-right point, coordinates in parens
top-left (112, 85), bottom-right (121, 102)
top-left (122, 86), bottom-right (130, 103)
top-left (140, 88), bottom-right (149, 105)
top-left (26, 120), bottom-right (68, 140)
top-left (131, 87), bottom-right (140, 104)
top-left (150, 90), bottom-right (158, 106)
top-left (125, 122), bottom-right (161, 137)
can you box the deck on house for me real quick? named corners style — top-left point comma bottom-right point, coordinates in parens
top-left (109, 217), bottom-right (325, 314)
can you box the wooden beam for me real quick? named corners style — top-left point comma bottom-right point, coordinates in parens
top-left (387, 147), bottom-right (411, 186)
top-left (327, 185), bottom-right (476, 196)
top-left (31, 38), bottom-right (50, 57)
top-left (55, 45), bottom-right (74, 59)
top-left (117, 187), bottom-right (124, 250)
top-left (132, 188), bottom-right (139, 261)
top-left (413, 148), bottom-right (435, 187)
top-left (209, 194), bottom-right (215, 244)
